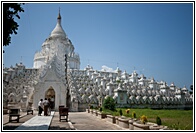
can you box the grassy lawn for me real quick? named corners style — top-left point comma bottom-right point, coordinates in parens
top-left (102, 108), bottom-right (193, 130)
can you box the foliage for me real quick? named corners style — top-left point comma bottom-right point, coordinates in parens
top-left (100, 108), bottom-right (193, 129)
top-left (189, 85), bottom-right (193, 94)
top-left (99, 107), bottom-right (102, 112)
top-left (101, 108), bottom-right (193, 129)
top-left (94, 106), bottom-right (98, 110)
top-left (103, 96), bottom-right (116, 111)
top-left (171, 122), bottom-right (180, 130)
top-left (119, 109), bottom-right (123, 116)
top-left (116, 80), bottom-right (121, 84)
top-left (156, 116), bottom-right (162, 125)
top-left (102, 108), bottom-right (115, 115)
top-left (89, 105), bottom-right (93, 109)
top-left (125, 109), bottom-right (130, 114)
top-left (190, 85), bottom-right (193, 90)
top-left (132, 111), bottom-right (136, 118)
top-left (140, 115), bottom-right (148, 124)
top-left (3, 3), bottom-right (24, 49)
top-left (116, 108), bottom-right (193, 130)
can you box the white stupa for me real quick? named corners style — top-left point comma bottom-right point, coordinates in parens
top-left (33, 9), bottom-right (80, 69)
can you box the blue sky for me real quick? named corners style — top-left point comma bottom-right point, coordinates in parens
top-left (3, 2), bottom-right (193, 89)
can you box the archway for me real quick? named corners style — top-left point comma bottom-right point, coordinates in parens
top-left (45, 86), bottom-right (55, 109)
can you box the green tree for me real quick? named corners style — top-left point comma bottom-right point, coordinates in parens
top-left (156, 116), bottom-right (162, 125)
top-left (3, 3), bottom-right (24, 52)
top-left (119, 109), bottom-right (123, 116)
top-left (103, 96), bottom-right (116, 111)
top-left (189, 85), bottom-right (193, 94)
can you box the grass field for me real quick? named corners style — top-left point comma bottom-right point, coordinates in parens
top-left (102, 108), bottom-right (193, 130)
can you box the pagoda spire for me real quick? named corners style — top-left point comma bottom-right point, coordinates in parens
top-left (50, 8), bottom-right (66, 38)
top-left (57, 7), bottom-right (61, 25)
top-left (57, 7), bottom-right (61, 19)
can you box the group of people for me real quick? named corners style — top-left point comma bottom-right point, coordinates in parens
top-left (38, 98), bottom-right (52, 116)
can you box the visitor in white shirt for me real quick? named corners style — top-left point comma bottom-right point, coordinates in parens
top-left (38, 99), bottom-right (43, 116)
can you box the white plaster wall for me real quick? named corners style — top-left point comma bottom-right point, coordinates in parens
top-left (33, 60), bottom-right (46, 69)
top-left (33, 81), bottom-right (66, 110)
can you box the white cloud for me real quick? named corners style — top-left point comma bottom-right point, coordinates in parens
top-left (101, 65), bottom-right (115, 72)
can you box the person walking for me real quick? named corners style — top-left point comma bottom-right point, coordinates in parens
top-left (51, 96), bottom-right (54, 109)
top-left (38, 99), bottom-right (43, 116)
top-left (47, 98), bottom-right (51, 116)
top-left (43, 98), bottom-right (49, 116)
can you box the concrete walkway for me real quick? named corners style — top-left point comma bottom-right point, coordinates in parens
top-left (15, 111), bottom-right (55, 130)
top-left (3, 112), bottom-right (27, 125)
top-left (69, 112), bottom-right (125, 130)
top-left (4, 111), bottom-right (128, 130)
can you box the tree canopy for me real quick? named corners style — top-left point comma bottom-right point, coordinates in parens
top-left (103, 96), bottom-right (116, 111)
top-left (3, 3), bottom-right (24, 49)
top-left (189, 85), bottom-right (193, 94)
